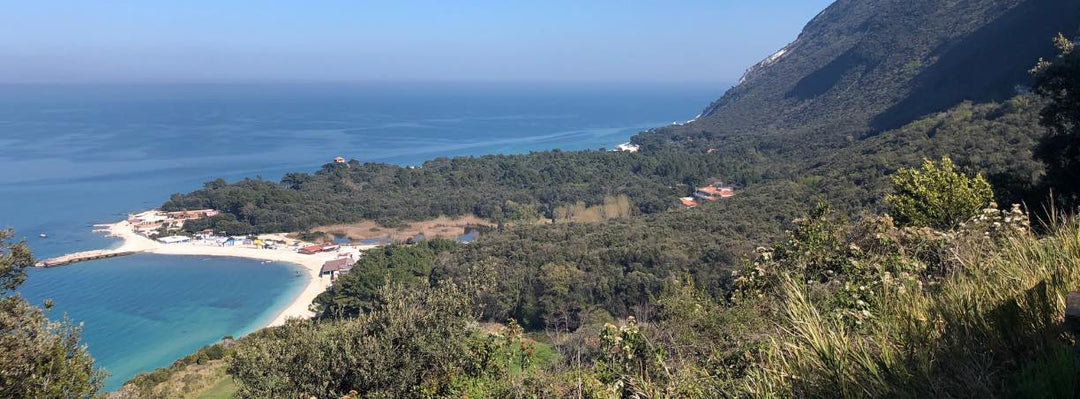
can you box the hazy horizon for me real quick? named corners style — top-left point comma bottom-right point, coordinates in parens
top-left (2, 1), bottom-right (832, 84)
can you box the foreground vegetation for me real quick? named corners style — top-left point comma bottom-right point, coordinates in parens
top-left (0, 230), bottom-right (104, 398)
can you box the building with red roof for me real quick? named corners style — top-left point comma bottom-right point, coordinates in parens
top-left (693, 185), bottom-right (735, 201)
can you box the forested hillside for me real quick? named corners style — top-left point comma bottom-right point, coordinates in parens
top-left (159, 0), bottom-right (1063, 334)
top-left (111, 0), bottom-right (1080, 397)
top-left (163, 0), bottom-right (1075, 237)
top-left (309, 95), bottom-right (1046, 333)
top-left (674, 0), bottom-right (1080, 144)
top-left (162, 150), bottom-right (730, 233)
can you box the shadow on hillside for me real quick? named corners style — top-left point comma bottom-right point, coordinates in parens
top-left (869, 0), bottom-right (1080, 135)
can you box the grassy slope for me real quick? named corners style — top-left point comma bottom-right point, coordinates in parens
top-left (193, 376), bottom-right (236, 399)
top-left (749, 213), bottom-right (1080, 397)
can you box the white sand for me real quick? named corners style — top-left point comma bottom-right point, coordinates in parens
top-left (101, 220), bottom-right (369, 328)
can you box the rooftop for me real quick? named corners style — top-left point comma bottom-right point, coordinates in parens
top-left (320, 258), bottom-right (353, 274)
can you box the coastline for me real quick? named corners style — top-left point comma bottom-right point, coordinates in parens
top-left (96, 220), bottom-right (368, 328)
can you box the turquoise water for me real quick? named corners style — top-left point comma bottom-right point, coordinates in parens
top-left (20, 255), bottom-right (307, 390)
top-left (0, 82), bottom-right (723, 391)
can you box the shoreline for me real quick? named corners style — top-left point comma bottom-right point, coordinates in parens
top-left (93, 220), bottom-right (369, 328)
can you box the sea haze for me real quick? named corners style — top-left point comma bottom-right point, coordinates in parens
top-left (0, 82), bottom-right (723, 391)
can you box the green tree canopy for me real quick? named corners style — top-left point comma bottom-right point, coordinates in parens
top-left (1032, 33), bottom-right (1080, 206)
top-left (0, 229), bottom-right (105, 398)
top-left (229, 283), bottom-right (492, 398)
top-left (886, 157), bottom-right (994, 229)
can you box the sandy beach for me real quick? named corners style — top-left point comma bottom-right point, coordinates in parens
top-left (96, 220), bottom-right (368, 327)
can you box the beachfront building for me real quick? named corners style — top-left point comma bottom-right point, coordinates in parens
top-left (333, 156), bottom-right (346, 164)
top-left (157, 235), bottom-right (191, 244)
top-left (320, 257), bottom-right (354, 280)
top-left (164, 209), bottom-right (220, 221)
top-left (129, 210), bottom-right (170, 235)
top-left (129, 209), bottom-right (221, 237)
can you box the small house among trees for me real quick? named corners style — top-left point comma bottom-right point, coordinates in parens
top-left (693, 184), bottom-right (735, 201)
top-left (320, 257), bottom-right (353, 279)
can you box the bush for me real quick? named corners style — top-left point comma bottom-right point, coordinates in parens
top-left (743, 205), bottom-right (1080, 398)
top-left (0, 229), bottom-right (105, 398)
top-left (886, 157), bottom-right (994, 229)
top-left (230, 283), bottom-right (486, 398)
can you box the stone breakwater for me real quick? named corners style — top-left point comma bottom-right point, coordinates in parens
top-left (35, 249), bottom-right (142, 267)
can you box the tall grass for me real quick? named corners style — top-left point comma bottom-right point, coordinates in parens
top-left (745, 216), bottom-right (1080, 398)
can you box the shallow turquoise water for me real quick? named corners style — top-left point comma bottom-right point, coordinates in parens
top-left (0, 82), bottom-right (723, 391)
top-left (20, 254), bottom-right (307, 391)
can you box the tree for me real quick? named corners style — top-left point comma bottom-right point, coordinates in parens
top-left (536, 263), bottom-right (584, 332)
top-left (1032, 33), bottom-right (1080, 206)
top-left (279, 172), bottom-right (311, 190)
top-left (0, 229), bottom-right (105, 398)
top-left (229, 282), bottom-right (486, 398)
top-left (314, 239), bottom-right (456, 319)
top-left (886, 157), bottom-right (994, 229)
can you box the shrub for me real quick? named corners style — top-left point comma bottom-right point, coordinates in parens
top-left (230, 282), bottom-right (487, 398)
top-left (744, 206), bottom-right (1080, 398)
top-left (886, 156), bottom-right (994, 229)
top-left (0, 229), bottom-right (105, 398)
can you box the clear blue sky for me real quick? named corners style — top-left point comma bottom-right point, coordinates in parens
top-left (1, 1), bottom-right (833, 84)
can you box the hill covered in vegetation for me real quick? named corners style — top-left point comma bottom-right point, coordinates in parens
top-left (118, 1), bottom-right (1080, 398)
top-left (129, 162), bottom-right (1080, 397)
top-left (669, 0), bottom-right (1080, 144)
top-left (162, 0), bottom-right (1073, 239)
top-left (153, 0), bottom-right (1074, 347)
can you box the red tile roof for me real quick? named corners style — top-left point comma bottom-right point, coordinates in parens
top-left (695, 186), bottom-right (735, 198)
top-left (299, 245), bottom-right (324, 253)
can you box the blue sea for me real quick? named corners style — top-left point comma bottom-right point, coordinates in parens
top-left (0, 82), bottom-right (722, 391)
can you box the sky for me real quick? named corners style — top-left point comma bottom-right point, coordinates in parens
top-left (0, 1), bottom-right (833, 84)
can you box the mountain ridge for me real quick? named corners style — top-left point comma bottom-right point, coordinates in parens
top-left (674, 0), bottom-right (1080, 145)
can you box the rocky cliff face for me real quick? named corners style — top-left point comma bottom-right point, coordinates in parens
top-left (682, 0), bottom-right (1080, 144)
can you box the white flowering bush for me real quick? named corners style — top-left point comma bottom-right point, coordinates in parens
top-left (735, 198), bottom-right (1032, 328)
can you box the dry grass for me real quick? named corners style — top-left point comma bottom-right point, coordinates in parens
top-left (304, 215), bottom-right (495, 243)
top-left (746, 216), bottom-right (1080, 398)
top-left (112, 360), bottom-right (231, 399)
top-left (552, 195), bottom-right (633, 223)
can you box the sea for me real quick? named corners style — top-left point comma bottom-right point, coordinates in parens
top-left (0, 82), bottom-right (723, 391)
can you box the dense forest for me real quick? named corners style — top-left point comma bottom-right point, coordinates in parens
top-left (308, 97), bottom-right (1050, 333)
top-left (124, 157), bottom-right (1080, 398)
top-left (10, 0), bottom-right (1080, 397)
top-left (163, 93), bottom-right (1051, 338)
top-left (162, 150), bottom-right (733, 233)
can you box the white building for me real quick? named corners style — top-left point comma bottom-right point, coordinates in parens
top-left (157, 236), bottom-right (191, 244)
top-left (615, 142), bottom-right (641, 153)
